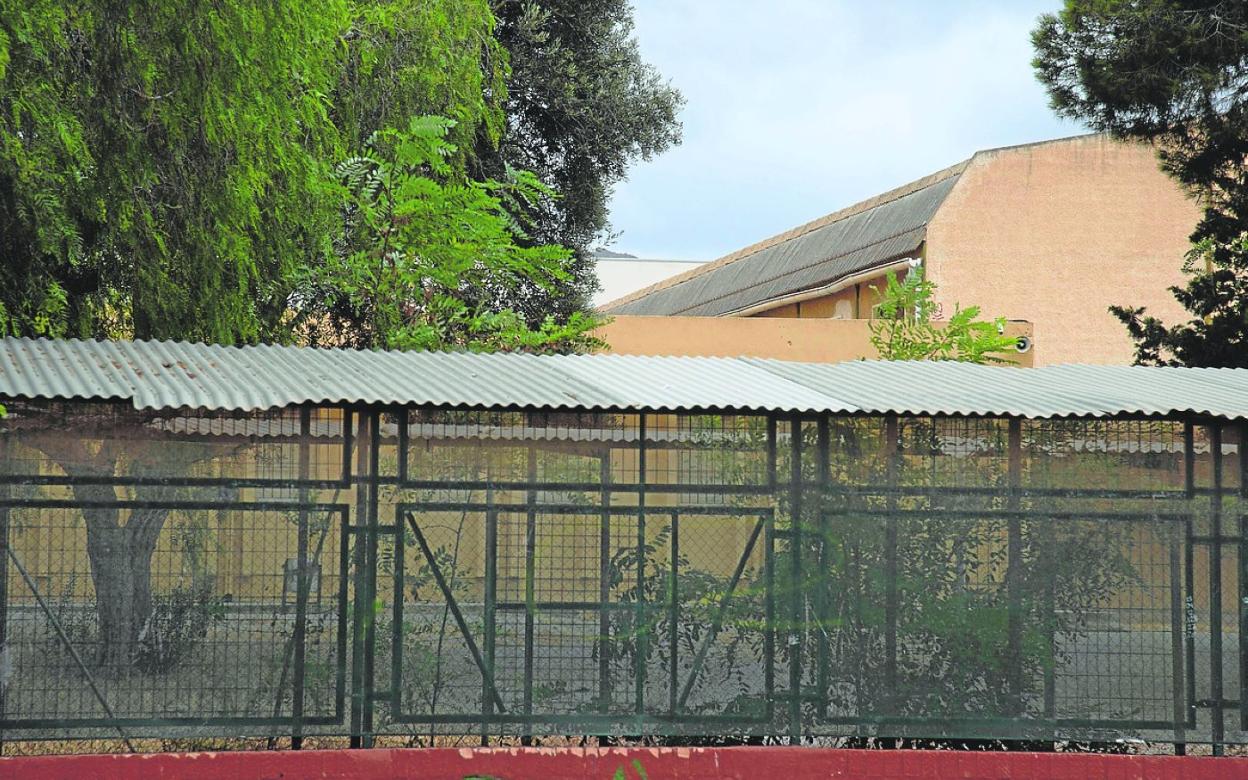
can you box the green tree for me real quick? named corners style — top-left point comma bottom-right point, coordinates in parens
top-left (0, 0), bottom-right (530, 345)
top-left (1033, 1), bottom-right (1248, 366)
top-left (302, 116), bottom-right (601, 352)
top-left (478, 0), bottom-right (685, 320)
top-left (0, 1), bottom-right (598, 673)
top-left (334, 0), bottom-right (506, 163)
top-left (0, 0), bottom-right (350, 343)
top-left (869, 271), bottom-right (1018, 363)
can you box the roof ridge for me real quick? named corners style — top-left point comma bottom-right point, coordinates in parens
top-left (599, 158), bottom-right (971, 312)
top-left (970, 131), bottom-right (1104, 158)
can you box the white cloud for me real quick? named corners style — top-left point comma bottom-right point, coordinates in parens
top-left (607, 0), bottom-right (1081, 260)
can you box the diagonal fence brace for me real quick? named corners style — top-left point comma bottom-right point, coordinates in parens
top-left (6, 547), bottom-right (135, 752)
top-left (405, 512), bottom-right (507, 715)
top-left (676, 516), bottom-right (765, 710)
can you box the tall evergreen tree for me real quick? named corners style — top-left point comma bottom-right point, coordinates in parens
top-left (480, 0), bottom-right (684, 319)
top-left (1033, 0), bottom-right (1248, 366)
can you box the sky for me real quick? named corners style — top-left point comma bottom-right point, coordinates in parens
top-left (604, 0), bottom-right (1085, 262)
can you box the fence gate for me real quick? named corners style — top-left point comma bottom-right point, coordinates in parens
top-left (373, 499), bottom-right (776, 741)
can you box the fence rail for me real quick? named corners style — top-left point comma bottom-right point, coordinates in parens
top-left (0, 400), bottom-right (1243, 752)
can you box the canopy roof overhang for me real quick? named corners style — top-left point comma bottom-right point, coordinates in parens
top-left (1, 337), bottom-right (1246, 421)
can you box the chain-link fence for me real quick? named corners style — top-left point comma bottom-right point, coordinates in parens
top-left (0, 399), bottom-right (1243, 751)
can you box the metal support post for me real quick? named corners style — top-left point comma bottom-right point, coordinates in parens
top-left (1006, 419), bottom-right (1024, 716)
top-left (884, 415), bottom-right (900, 728)
top-left (815, 417), bottom-right (830, 718)
top-left (1209, 424), bottom-right (1225, 755)
top-left (635, 415), bottom-right (648, 720)
top-left (599, 452), bottom-right (613, 714)
top-left (788, 415), bottom-right (803, 742)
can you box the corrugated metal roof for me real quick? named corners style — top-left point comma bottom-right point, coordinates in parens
top-left (745, 359), bottom-right (1248, 421)
top-left (0, 337), bottom-right (851, 414)
top-left (603, 168), bottom-right (962, 316)
top-left (3, 337), bottom-right (1248, 421)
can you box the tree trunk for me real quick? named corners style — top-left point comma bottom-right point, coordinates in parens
top-left (75, 489), bottom-right (171, 673)
top-left (26, 421), bottom-right (216, 674)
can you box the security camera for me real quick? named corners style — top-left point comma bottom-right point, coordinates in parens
top-left (1015, 336), bottom-right (1033, 353)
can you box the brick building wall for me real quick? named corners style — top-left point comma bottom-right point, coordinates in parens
top-left (925, 135), bottom-right (1198, 365)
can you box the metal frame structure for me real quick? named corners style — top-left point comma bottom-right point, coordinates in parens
top-left (2, 327), bottom-right (1248, 756)
top-left (0, 397), bottom-right (1243, 753)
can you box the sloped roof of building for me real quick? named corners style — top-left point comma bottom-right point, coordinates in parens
top-left (601, 162), bottom-right (966, 316)
top-left (602, 134), bottom-right (1103, 317)
top-left (1, 337), bottom-right (1247, 421)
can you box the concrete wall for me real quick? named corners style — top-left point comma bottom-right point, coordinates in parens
top-left (925, 135), bottom-right (1198, 366)
top-left (595, 315), bottom-right (1034, 366)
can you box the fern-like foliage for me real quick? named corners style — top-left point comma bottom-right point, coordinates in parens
top-left (301, 115), bottom-right (602, 353)
top-left (869, 270), bottom-right (1019, 364)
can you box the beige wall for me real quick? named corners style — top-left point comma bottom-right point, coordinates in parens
top-left (596, 315), bottom-right (1034, 366)
top-left (746, 277), bottom-right (886, 320)
top-left (925, 135), bottom-right (1198, 365)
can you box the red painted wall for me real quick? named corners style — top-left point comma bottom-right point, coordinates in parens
top-left (1, 747), bottom-right (1244, 780)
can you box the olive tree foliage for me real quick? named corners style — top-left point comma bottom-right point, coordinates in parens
top-left (1033, 1), bottom-right (1248, 366)
top-left (869, 271), bottom-right (1018, 363)
top-left (477, 0), bottom-right (685, 320)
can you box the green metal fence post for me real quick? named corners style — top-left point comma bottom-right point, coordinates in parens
top-left (884, 415), bottom-right (900, 735)
top-left (1006, 419), bottom-right (1024, 717)
top-left (1239, 420), bottom-right (1248, 734)
top-left (788, 414), bottom-right (803, 743)
top-left (291, 406), bottom-right (311, 749)
top-left (599, 452), bottom-right (613, 715)
top-left (1183, 422), bottom-right (1197, 737)
top-left (483, 483), bottom-right (497, 746)
top-left (1209, 424), bottom-right (1225, 755)
top-left (668, 511), bottom-right (679, 716)
top-left (362, 410), bottom-right (381, 748)
top-left (1171, 538), bottom-right (1188, 752)
top-left (764, 507), bottom-right (776, 726)
top-left (815, 417), bottom-right (830, 719)
top-left (635, 414), bottom-right (648, 723)
top-left (349, 409), bottom-right (368, 748)
top-left (523, 444), bottom-right (537, 741)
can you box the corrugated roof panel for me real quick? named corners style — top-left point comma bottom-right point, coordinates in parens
top-left (747, 359), bottom-right (1248, 420)
top-left (545, 353), bottom-right (855, 413)
top-left (4, 337), bottom-right (1248, 421)
top-left (0, 338), bottom-right (856, 414)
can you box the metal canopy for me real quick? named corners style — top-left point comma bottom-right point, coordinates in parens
top-left (2, 337), bottom-right (1248, 420)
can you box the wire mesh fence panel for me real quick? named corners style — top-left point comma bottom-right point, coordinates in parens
top-left (0, 501), bottom-right (347, 740)
top-left (388, 503), bottom-right (774, 738)
top-left (386, 508), bottom-right (490, 733)
top-left (0, 400), bottom-right (1244, 750)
